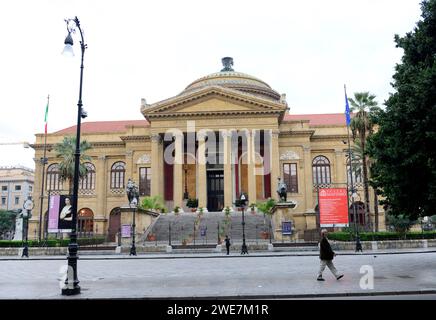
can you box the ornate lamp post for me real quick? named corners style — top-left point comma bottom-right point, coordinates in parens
top-left (60, 16), bottom-right (88, 296)
top-left (126, 179), bottom-right (139, 256)
top-left (239, 193), bottom-right (249, 255)
top-left (22, 197), bottom-right (34, 258)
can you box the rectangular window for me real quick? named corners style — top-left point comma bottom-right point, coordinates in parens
top-left (29, 186), bottom-right (33, 192)
top-left (15, 197), bottom-right (19, 205)
top-left (15, 185), bottom-right (21, 191)
top-left (1, 186), bottom-right (7, 191)
top-left (283, 163), bottom-right (298, 193)
top-left (139, 167), bottom-right (151, 196)
top-left (1, 197), bottom-right (5, 205)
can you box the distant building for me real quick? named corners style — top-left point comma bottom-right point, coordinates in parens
top-left (0, 166), bottom-right (34, 211)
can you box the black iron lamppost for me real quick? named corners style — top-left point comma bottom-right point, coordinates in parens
top-left (126, 179), bottom-right (139, 256)
top-left (61, 16), bottom-right (88, 296)
top-left (239, 193), bottom-right (249, 255)
top-left (130, 197), bottom-right (138, 256)
top-left (22, 197), bottom-right (33, 258)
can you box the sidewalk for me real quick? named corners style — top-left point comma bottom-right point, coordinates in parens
top-left (1, 249), bottom-right (436, 299)
top-left (1, 247), bottom-right (435, 261)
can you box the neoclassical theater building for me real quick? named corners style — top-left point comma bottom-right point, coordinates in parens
top-left (29, 58), bottom-right (385, 240)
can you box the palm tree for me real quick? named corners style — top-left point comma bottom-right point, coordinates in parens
top-left (54, 136), bottom-right (92, 194)
top-left (348, 92), bottom-right (380, 231)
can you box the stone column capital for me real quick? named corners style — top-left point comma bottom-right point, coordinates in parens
top-left (126, 150), bottom-right (133, 158)
top-left (98, 155), bottom-right (107, 161)
top-left (151, 133), bottom-right (162, 143)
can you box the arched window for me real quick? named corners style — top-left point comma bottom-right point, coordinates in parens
top-left (349, 201), bottom-right (365, 225)
top-left (312, 156), bottom-right (331, 186)
top-left (46, 163), bottom-right (63, 190)
top-left (346, 160), bottom-right (363, 185)
top-left (79, 162), bottom-right (96, 190)
top-left (111, 161), bottom-right (125, 189)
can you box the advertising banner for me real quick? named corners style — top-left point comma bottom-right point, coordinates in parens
top-left (121, 224), bottom-right (131, 238)
top-left (319, 188), bottom-right (349, 227)
top-left (48, 195), bottom-right (60, 233)
top-left (57, 195), bottom-right (73, 232)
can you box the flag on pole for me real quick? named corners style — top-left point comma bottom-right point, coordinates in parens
top-left (44, 96), bottom-right (49, 134)
top-left (344, 85), bottom-right (351, 126)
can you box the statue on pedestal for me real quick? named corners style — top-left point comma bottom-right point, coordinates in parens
top-left (126, 178), bottom-right (139, 206)
top-left (277, 177), bottom-right (287, 202)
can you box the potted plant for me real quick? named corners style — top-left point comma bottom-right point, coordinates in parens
top-left (197, 207), bottom-right (204, 215)
top-left (173, 206), bottom-right (181, 215)
top-left (224, 206), bottom-right (231, 217)
top-left (147, 233), bottom-right (156, 241)
top-left (187, 198), bottom-right (198, 212)
top-left (249, 203), bottom-right (257, 214)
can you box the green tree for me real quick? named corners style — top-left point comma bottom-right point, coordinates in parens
top-left (54, 136), bottom-right (92, 193)
top-left (0, 210), bottom-right (17, 239)
top-left (368, 0), bottom-right (436, 220)
top-left (348, 92), bottom-right (380, 229)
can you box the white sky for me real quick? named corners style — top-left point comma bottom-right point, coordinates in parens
top-left (0, 0), bottom-right (423, 169)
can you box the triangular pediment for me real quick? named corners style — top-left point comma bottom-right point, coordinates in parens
top-left (141, 85), bottom-right (287, 120)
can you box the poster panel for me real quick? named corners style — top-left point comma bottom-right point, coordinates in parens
top-left (121, 224), bottom-right (131, 238)
top-left (282, 221), bottom-right (292, 235)
top-left (319, 188), bottom-right (349, 227)
top-left (48, 195), bottom-right (60, 233)
top-left (57, 195), bottom-right (73, 232)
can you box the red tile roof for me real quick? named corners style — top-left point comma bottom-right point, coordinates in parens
top-left (52, 114), bottom-right (350, 134)
top-left (283, 113), bottom-right (352, 126)
top-left (54, 120), bottom-right (149, 134)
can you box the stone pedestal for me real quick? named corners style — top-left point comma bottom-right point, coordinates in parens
top-left (119, 206), bottom-right (159, 247)
top-left (270, 202), bottom-right (316, 241)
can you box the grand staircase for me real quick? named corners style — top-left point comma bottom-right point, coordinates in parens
top-left (144, 211), bottom-right (272, 245)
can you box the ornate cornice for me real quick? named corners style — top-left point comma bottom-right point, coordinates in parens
top-left (120, 135), bottom-right (150, 142)
top-left (146, 110), bottom-right (283, 119)
top-left (279, 130), bottom-right (315, 137)
top-left (311, 135), bottom-right (349, 141)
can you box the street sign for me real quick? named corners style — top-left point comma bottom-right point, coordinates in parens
top-left (282, 221), bottom-right (293, 235)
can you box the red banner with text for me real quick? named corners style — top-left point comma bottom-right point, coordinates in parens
top-left (319, 188), bottom-right (349, 227)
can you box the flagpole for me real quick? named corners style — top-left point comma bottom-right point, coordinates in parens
top-left (38, 95), bottom-right (49, 242)
top-left (344, 85), bottom-right (361, 252)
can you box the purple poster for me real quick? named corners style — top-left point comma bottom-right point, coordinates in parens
top-left (48, 195), bottom-right (60, 233)
top-left (121, 224), bottom-right (131, 238)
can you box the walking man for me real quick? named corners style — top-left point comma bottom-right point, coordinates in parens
top-left (224, 235), bottom-right (231, 255)
top-left (317, 229), bottom-right (344, 281)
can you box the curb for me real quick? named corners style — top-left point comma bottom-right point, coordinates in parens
top-left (1, 249), bottom-right (435, 261)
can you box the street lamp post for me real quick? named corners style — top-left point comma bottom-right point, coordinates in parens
top-left (126, 179), bottom-right (139, 256)
top-left (130, 199), bottom-right (137, 256)
top-left (239, 193), bottom-right (249, 255)
top-left (22, 197), bottom-right (34, 258)
top-left (61, 16), bottom-right (88, 296)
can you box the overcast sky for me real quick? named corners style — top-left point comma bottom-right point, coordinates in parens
top-left (0, 0), bottom-right (423, 169)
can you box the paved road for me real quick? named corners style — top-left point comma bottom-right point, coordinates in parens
top-left (1, 252), bottom-right (436, 299)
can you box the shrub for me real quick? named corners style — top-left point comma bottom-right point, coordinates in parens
top-left (328, 231), bottom-right (436, 241)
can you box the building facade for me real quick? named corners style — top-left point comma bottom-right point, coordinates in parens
top-left (29, 58), bottom-right (385, 240)
top-left (0, 166), bottom-right (34, 212)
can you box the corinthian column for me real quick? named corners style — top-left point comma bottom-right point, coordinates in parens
top-left (221, 130), bottom-right (234, 208)
top-left (270, 130), bottom-right (280, 200)
top-left (197, 131), bottom-right (207, 209)
top-left (247, 130), bottom-right (257, 204)
top-left (173, 132), bottom-right (184, 208)
top-left (151, 134), bottom-right (161, 197)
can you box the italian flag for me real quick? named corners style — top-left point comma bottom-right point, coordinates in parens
top-left (44, 99), bottom-right (49, 134)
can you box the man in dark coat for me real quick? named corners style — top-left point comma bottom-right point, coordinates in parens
top-left (317, 229), bottom-right (344, 281)
top-left (224, 235), bottom-right (231, 255)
